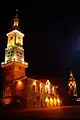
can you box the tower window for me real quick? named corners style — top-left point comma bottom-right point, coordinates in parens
top-left (17, 51), bottom-right (19, 53)
top-left (8, 52), bottom-right (10, 54)
top-left (20, 52), bottom-right (22, 55)
top-left (19, 67), bottom-right (21, 69)
top-left (33, 101), bottom-right (36, 106)
top-left (33, 86), bottom-right (36, 92)
top-left (7, 55), bottom-right (9, 57)
top-left (11, 50), bottom-right (13, 53)
top-left (14, 21), bottom-right (18, 26)
top-left (11, 36), bottom-right (13, 40)
top-left (18, 37), bottom-right (20, 39)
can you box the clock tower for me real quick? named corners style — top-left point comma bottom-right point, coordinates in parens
top-left (68, 72), bottom-right (77, 97)
top-left (1, 12), bottom-right (28, 105)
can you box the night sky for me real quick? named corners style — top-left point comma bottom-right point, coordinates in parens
top-left (0, 1), bottom-right (80, 97)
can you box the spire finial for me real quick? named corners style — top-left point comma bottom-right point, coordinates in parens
top-left (16, 9), bottom-right (19, 18)
top-left (70, 71), bottom-right (73, 77)
top-left (13, 9), bottom-right (19, 27)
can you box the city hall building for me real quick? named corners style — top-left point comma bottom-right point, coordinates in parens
top-left (1, 14), bottom-right (61, 109)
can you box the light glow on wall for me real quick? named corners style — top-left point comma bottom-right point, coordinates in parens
top-left (45, 97), bottom-right (49, 103)
top-left (16, 34), bottom-right (23, 46)
top-left (16, 80), bottom-right (24, 90)
top-left (7, 39), bottom-right (14, 47)
top-left (21, 58), bottom-right (24, 62)
top-left (40, 83), bottom-right (43, 93)
top-left (13, 55), bottom-right (17, 61)
top-left (52, 86), bottom-right (55, 94)
top-left (33, 81), bottom-right (36, 86)
top-left (5, 57), bottom-right (8, 62)
top-left (3, 98), bottom-right (12, 104)
top-left (53, 98), bottom-right (57, 106)
top-left (18, 80), bottom-right (22, 86)
top-left (32, 81), bottom-right (36, 92)
top-left (57, 98), bottom-right (60, 106)
top-left (50, 98), bottom-right (53, 107)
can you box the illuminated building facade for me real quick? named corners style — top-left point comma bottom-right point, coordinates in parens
top-left (68, 72), bottom-right (77, 97)
top-left (1, 14), bottom-right (61, 109)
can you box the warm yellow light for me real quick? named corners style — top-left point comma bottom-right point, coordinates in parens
top-left (70, 81), bottom-right (72, 84)
top-left (72, 83), bottom-right (74, 86)
top-left (24, 62), bottom-right (28, 66)
top-left (33, 81), bottom-right (36, 86)
top-left (73, 81), bottom-right (75, 83)
top-left (45, 84), bottom-right (51, 93)
top-left (53, 98), bottom-right (57, 106)
top-left (18, 38), bottom-right (21, 44)
top-left (52, 86), bottom-right (54, 93)
top-left (50, 98), bottom-right (53, 103)
top-left (14, 21), bottom-right (18, 26)
top-left (5, 57), bottom-right (8, 62)
top-left (72, 81), bottom-right (76, 86)
top-left (18, 80), bottom-right (22, 86)
top-left (40, 83), bottom-right (43, 93)
top-left (13, 55), bottom-right (17, 60)
top-left (16, 80), bottom-right (24, 90)
top-left (7, 36), bottom-right (14, 47)
top-left (70, 86), bottom-right (72, 89)
top-left (6, 30), bottom-right (24, 37)
top-left (69, 81), bottom-right (73, 86)
top-left (50, 98), bottom-right (53, 107)
top-left (45, 97), bottom-right (49, 102)
top-left (21, 58), bottom-right (24, 62)
top-left (57, 98), bottom-right (60, 106)
top-left (40, 83), bottom-right (42, 89)
top-left (16, 35), bottom-right (23, 46)
top-left (3, 98), bottom-right (12, 104)
top-left (46, 80), bottom-right (50, 85)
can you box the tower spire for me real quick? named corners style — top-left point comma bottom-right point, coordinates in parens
top-left (15, 9), bottom-right (19, 20)
top-left (13, 9), bottom-right (19, 28)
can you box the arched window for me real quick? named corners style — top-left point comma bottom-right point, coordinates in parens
top-left (45, 80), bottom-right (51, 94)
top-left (4, 86), bottom-right (12, 97)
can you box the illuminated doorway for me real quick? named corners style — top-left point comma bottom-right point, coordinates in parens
top-left (50, 98), bottom-right (53, 107)
top-left (45, 97), bottom-right (49, 107)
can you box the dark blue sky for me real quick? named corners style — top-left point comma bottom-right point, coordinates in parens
top-left (0, 2), bottom-right (80, 96)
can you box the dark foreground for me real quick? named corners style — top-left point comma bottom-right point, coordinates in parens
top-left (1, 106), bottom-right (80, 119)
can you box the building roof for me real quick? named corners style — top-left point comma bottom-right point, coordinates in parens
top-left (40, 79), bottom-right (48, 84)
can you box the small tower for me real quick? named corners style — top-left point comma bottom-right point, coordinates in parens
top-left (68, 71), bottom-right (77, 97)
top-left (1, 10), bottom-right (28, 105)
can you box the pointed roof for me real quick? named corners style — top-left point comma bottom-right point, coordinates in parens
top-left (7, 9), bottom-right (23, 34)
top-left (70, 72), bottom-right (73, 77)
top-left (69, 71), bottom-right (75, 81)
